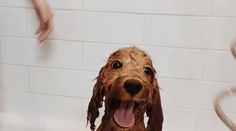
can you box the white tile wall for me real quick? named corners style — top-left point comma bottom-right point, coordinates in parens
top-left (83, 43), bottom-right (128, 71)
top-left (84, 44), bottom-right (206, 79)
top-left (0, 7), bottom-right (27, 36)
top-left (196, 111), bottom-right (230, 131)
top-left (1, 37), bottom-right (83, 69)
top-left (47, 0), bottom-right (83, 9)
top-left (84, 0), bottom-right (212, 15)
top-left (0, 91), bottom-right (88, 131)
top-left (159, 78), bottom-right (236, 112)
top-left (142, 46), bottom-right (206, 79)
top-left (144, 15), bottom-right (236, 50)
top-left (163, 107), bottom-right (197, 131)
top-left (160, 78), bottom-right (203, 109)
top-left (212, 0), bottom-right (236, 17)
top-left (196, 81), bottom-right (236, 112)
top-left (204, 50), bottom-right (236, 82)
top-left (29, 67), bottom-right (96, 98)
top-left (27, 9), bottom-right (144, 43)
top-left (1, 0), bottom-right (236, 131)
top-left (0, 64), bottom-right (28, 91)
top-left (0, 0), bottom-right (83, 9)
top-left (0, 0), bottom-right (31, 7)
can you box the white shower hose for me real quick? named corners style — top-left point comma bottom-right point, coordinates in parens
top-left (214, 43), bottom-right (236, 131)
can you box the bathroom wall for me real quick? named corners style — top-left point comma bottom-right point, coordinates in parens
top-left (0, 0), bottom-right (236, 131)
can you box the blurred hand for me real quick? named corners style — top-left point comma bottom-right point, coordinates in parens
top-left (231, 43), bottom-right (236, 59)
top-left (32, 0), bottom-right (54, 43)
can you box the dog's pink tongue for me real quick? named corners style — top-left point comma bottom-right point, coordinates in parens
top-left (114, 101), bottom-right (135, 128)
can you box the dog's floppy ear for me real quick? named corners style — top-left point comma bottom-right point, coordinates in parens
top-left (146, 78), bottom-right (163, 131)
top-left (87, 66), bottom-right (105, 131)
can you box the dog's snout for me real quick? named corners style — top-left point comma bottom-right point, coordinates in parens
top-left (124, 79), bottom-right (142, 95)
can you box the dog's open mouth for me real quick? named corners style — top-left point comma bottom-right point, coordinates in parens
top-left (111, 99), bottom-right (136, 128)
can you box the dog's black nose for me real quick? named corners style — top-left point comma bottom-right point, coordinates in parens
top-left (124, 79), bottom-right (142, 95)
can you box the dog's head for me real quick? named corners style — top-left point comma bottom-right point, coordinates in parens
top-left (87, 47), bottom-right (163, 130)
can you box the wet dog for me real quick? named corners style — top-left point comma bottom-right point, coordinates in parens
top-left (87, 47), bottom-right (163, 131)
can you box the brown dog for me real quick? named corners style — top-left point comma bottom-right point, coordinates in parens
top-left (87, 47), bottom-right (163, 131)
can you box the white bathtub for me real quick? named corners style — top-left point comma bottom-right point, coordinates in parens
top-left (0, 91), bottom-right (94, 131)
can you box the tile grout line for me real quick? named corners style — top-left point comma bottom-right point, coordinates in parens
top-left (1, 5), bottom-right (236, 19)
top-left (141, 14), bottom-right (146, 44)
top-left (82, 0), bottom-right (85, 9)
top-left (0, 62), bottom-right (98, 73)
top-left (81, 42), bottom-right (84, 70)
top-left (1, 88), bottom-right (236, 114)
top-left (27, 66), bottom-right (31, 92)
top-left (195, 110), bottom-right (200, 131)
top-left (209, 0), bottom-right (215, 16)
top-left (25, 8), bottom-right (30, 38)
top-left (0, 35), bottom-right (233, 52)
top-left (1, 62), bottom-right (236, 84)
top-left (201, 49), bottom-right (209, 81)
top-left (0, 88), bottom-right (87, 99)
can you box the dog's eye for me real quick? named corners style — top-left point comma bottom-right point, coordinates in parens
top-left (112, 60), bottom-right (122, 69)
top-left (144, 67), bottom-right (153, 75)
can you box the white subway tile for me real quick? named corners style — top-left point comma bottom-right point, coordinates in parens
top-left (0, 7), bottom-right (27, 36)
top-left (196, 111), bottom-right (232, 131)
top-left (0, 0), bottom-right (83, 9)
top-left (1, 37), bottom-right (32, 65)
top-left (0, 91), bottom-right (87, 131)
top-left (0, 91), bottom-right (83, 120)
top-left (212, 0), bottom-right (236, 17)
top-left (27, 10), bottom-right (144, 43)
top-left (83, 43), bottom-right (129, 71)
top-left (1, 37), bottom-right (82, 69)
top-left (204, 50), bottom-right (236, 82)
top-left (159, 78), bottom-right (204, 109)
top-left (196, 81), bottom-right (236, 112)
top-left (29, 67), bottom-right (96, 97)
top-left (141, 46), bottom-right (205, 79)
top-left (47, 0), bottom-right (83, 9)
top-left (204, 18), bottom-right (236, 50)
top-left (144, 15), bottom-right (236, 50)
top-left (31, 40), bottom-right (82, 69)
top-left (144, 15), bottom-right (205, 49)
top-left (159, 78), bottom-right (236, 111)
top-left (49, 0), bottom-right (83, 9)
top-left (0, 37), bottom-right (30, 64)
top-left (0, 0), bottom-right (31, 7)
top-left (84, 44), bottom-right (206, 79)
top-left (0, 65), bottom-right (28, 91)
top-left (84, 0), bottom-right (211, 15)
top-left (163, 107), bottom-right (197, 131)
